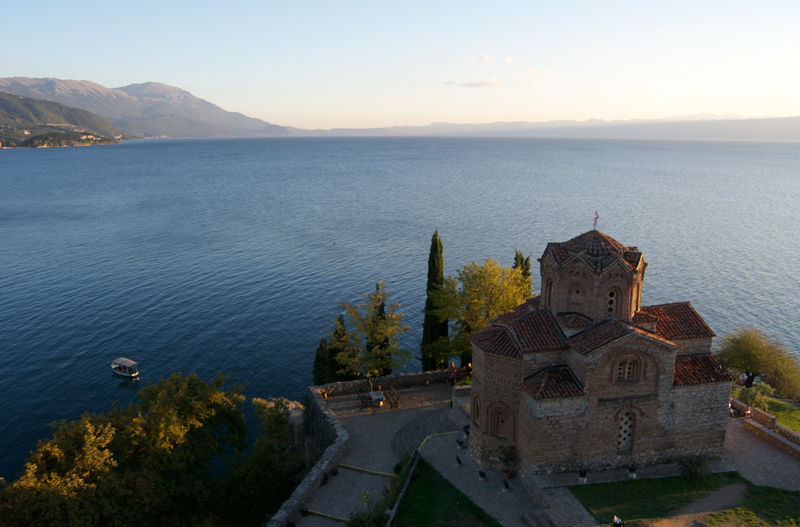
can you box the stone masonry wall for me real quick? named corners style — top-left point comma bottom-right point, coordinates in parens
top-left (743, 419), bottom-right (800, 461)
top-left (315, 367), bottom-right (468, 397)
top-left (265, 386), bottom-right (349, 527)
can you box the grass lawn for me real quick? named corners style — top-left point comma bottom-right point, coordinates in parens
top-left (706, 483), bottom-right (800, 526)
top-left (767, 398), bottom-right (800, 431)
top-left (568, 472), bottom-right (743, 525)
top-left (732, 387), bottom-right (800, 431)
top-left (393, 458), bottom-right (502, 527)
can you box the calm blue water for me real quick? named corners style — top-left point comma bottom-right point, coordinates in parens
top-left (1, 137), bottom-right (799, 479)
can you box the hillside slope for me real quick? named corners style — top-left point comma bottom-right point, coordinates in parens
top-left (0, 91), bottom-right (125, 148)
top-left (0, 78), bottom-right (288, 138)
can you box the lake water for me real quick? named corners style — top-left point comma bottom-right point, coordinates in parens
top-left (1, 137), bottom-right (799, 479)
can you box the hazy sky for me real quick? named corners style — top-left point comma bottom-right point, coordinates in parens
top-left (4, 0), bottom-right (799, 129)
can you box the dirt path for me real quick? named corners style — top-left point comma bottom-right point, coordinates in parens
top-left (637, 483), bottom-right (747, 527)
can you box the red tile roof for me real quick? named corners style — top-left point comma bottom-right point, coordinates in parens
top-left (540, 230), bottom-right (643, 272)
top-left (469, 326), bottom-right (520, 357)
top-left (568, 318), bottom-right (676, 355)
top-left (632, 311), bottom-right (658, 324)
top-left (560, 230), bottom-right (631, 257)
top-left (509, 310), bottom-right (568, 352)
top-left (640, 302), bottom-right (715, 340)
top-left (556, 312), bottom-right (594, 329)
top-left (470, 308), bottom-right (567, 357)
top-left (673, 355), bottom-right (734, 385)
top-left (522, 366), bottom-right (584, 399)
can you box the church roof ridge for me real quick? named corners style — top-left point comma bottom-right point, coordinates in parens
top-left (540, 230), bottom-right (643, 272)
top-left (568, 317), bottom-right (677, 355)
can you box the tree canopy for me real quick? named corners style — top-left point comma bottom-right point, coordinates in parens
top-left (0, 373), bottom-right (302, 527)
top-left (421, 228), bottom-right (448, 371)
top-left (429, 259), bottom-right (529, 365)
top-left (330, 280), bottom-right (411, 391)
top-left (313, 315), bottom-right (360, 385)
top-left (716, 328), bottom-right (800, 399)
top-left (513, 249), bottom-right (532, 296)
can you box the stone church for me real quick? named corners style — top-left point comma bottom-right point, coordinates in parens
top-left (468, 230), bottom-right (733, 476)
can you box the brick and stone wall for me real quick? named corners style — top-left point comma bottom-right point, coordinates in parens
top-left (673, 338), bottom-right (713, 355)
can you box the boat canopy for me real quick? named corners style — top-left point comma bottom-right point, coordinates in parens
top-left (111, 357), bottom-right (138, 368)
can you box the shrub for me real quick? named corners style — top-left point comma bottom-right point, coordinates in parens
top-left (739, 382), bottom-right (774, 412)
top-left (346, 490), bottom-right (387, 527)
top-left (680, 456), bottom-right (708, 479)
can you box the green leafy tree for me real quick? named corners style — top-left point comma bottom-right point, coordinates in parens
top-left (0, 373), bottom-right (253, 527)
top-left (716, 328), bottom-right (800, 399)
top-left (513, 249), bottom-right (532, 296)
top-left (368, 288), bottom-right (393, 377)
top-left (313, 315), bottom-right (360, 385)
top-left (331, 280), bottom-right (411, 392)
top-left (739, 382), bottom-right (775, 412)
top-left (209, 398), bottom-right (298, 526)
top-left (430, 259), bottom-right (529, 365)
top-left (421, 228), bottom-right (449, 371)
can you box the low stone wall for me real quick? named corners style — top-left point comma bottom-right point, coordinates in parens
top-left (752, 407), bottom-right (776, 429)
top-left (776, 423), bottom-right (800, 446)
top-left (730, 397), bottom-right (748, 414)
top-left (265, 386), bottom-right (349, 527)
top-left (316, 367), bottom-right (469, 397)
top-left (743, 419), bottom-right (800, 461)
top-left (733, 399), bottom-right (800, 447)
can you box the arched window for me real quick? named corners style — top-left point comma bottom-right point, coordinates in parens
top-left (545, 280), bottom-right (554, 309)
top-left (617, 412), bottom-right (635, 453)
top-left (472, 396), bottom-right (481, 429)
top-left (488, 404), bottom-right (514, 440)
top-left (616, 360), bottom-right (639, 381)
top-left (568, 285), bottom-right (583, 312)
top-left (607, 290), bottom-right (619, 316)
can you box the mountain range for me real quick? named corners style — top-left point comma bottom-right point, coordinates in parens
top-left (0, 78), bottom-right (289, 138)
top-left (1, 77), bottom-right (798, 142)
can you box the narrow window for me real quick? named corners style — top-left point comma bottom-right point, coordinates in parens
top-left (607, 290), bottom-right (616, 315)
top-left (617, 412), bottom-right (635, 453)
top-left (616, 360), bottom-right (639, 381)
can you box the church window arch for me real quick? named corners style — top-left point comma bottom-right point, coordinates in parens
top-left (615, 359), bottom-right (640, 381)
top-left (607, 289), bottom-right (620, 316)
top-left (568, 284), bottom-right (584, 312)
top-left (545, 279), bottom-right (554, 309)
top-left (487, 403), bottom-right (514, 440)
top-left (617, 411), bottom-right (635, 453)
top-left (472, 395), bottom-right (481, 429)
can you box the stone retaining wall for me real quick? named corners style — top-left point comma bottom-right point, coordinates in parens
top-left (265, 386), bottom-right (350, 527)
top-left (776, 423), bottom-right (800, 446)
top-left (743, 419), bottom-right (800, 461)
top-left (730, 397), bottom-right (748, 414)
top-left (752, 407), bottom-right (776, 429)
top-left (733, 397), bottom-right (800, 447)
top-left (316, 367), bottom-right (469, 397)
top-left (265, 369), bottom-right (466, 527)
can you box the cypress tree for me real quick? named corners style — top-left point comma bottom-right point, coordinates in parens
top-left (513, 249), bottom-right (532, 297)
top-left (421, 228), bottom-right (448, 370)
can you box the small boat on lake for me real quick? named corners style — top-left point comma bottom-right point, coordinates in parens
top-left (111, 357), bottom-right (139, 378)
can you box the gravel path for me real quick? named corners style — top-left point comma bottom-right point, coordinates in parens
top-left (722, 418), bottom-right (800, 491)
top-left (640, 483), bottom-right (747, 527)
